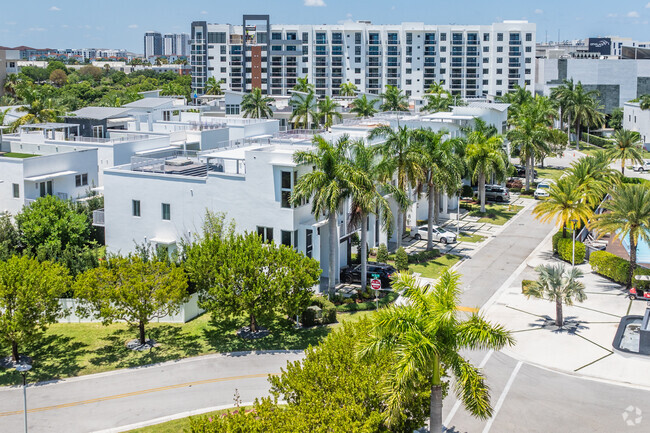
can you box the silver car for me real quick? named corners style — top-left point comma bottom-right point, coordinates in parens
top-left (413, 225), bottom-right (457, 244)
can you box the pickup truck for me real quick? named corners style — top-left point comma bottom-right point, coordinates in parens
top-left (633, 160), bottom-right (650, 172)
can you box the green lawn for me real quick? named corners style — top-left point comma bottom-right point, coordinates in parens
top-left (535, 167), bottom-right (566, 183)
top-left (469, 204), bottom-right (524, 225)
top-left (458, 232), bottom-right (486, 243)
top-left (127, 406), bottom-right (252, 433)
top-left (0, 312), bottom-right (330, 386)
top-left (408, 253), bottom-right (461, 279)
top-left (0, 152), bottom-right (39, 158)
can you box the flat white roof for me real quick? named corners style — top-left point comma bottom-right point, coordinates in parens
top-left (24, 170), bottom-right (77, 182)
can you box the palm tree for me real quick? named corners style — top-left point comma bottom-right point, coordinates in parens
top-left (11, 86), bottom-right (61, 129)
top-left (3, 74), bottom-right (20, 97)
top-left (590, 183), bottom-right (650, 289)
top-left (498, 84), bottom-right (533, 123)
top-left (204, 77), bottom-right (224, 96)
top-left (564, 82), bottom-right (605, 149)
top-left (348, 139), bottom-right (393, 291)
top-left (241, 87), bottom-right (274, 119)
top-left (360, 271), bottom-right (514, 432)
top-left (525, 264), bottom-right (586, 327)
top-left (290, 91), bottom-right (318, 129)
top-left (291, 135), bottom-right (367, 296)
top-left (608, 129), bottom-right (644, 176)
top-left (551, 79), bottom-right (576, 133)
top-left (369, 125), bottom-right (424, 249)
top-left (339, 81), bottom-right (358, 97)
top-left (566, 154), bottom-right (617, 207)
top-left (0, 107), bottom-right (10, 143)
top-left (639, 94), bottom-right (650, 110)
top-left (317, 96), bottom-right (342, 129)
top-left (415, 129), bottom-right (464, 250)
top-left (532, 176), bottom-right (594, 238)
top-left (350, 94), bottom-right (379, 118)
top-left (379, 85), bottom-right (408, 112)
top-left (293, 76), bottom-right (315, 93)
top-left (423, 82), bottom-right (453, 113)
top-left (465, 132), bottom-right (507, 213)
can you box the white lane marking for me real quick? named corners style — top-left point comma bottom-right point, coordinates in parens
top-left (481, 361), bottom-right (523, 433)
top-left (443, 350), bottom-right (494, 431)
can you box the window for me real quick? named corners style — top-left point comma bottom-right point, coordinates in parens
top-left (12, 183), bottom-right (19, 198)
top-left (406, 79), bottom-right (412, 85)
top-left (525, 68), bottom-right (531, 75)
top-left (483, 57), bottom-right (489, 63)
top-left (271, 45), bottom-right (282, 51)
top-left (440, 33), bottom-right (447, 41)
top-left (39, 181), bottom-right (52, 197)
top-left (355, 32), bottom-right (361, 45)
top-left (525, 46), bottom-right (532, 53)
top-left (406, 46), bottom-right (412, 55)
top-left (497, 57), bottom-right (503, 63)
top-left (497, 46), bottom-right (503, 53)
top-left (92, 125), bottom-right (103, 138)
top-left (161, 203), bottom-right (171, 220)
top-left (483, 80), bottom-right (488, 85)
top-left (132, 200), bottom-right (141, 217)
top-left (221, 67), bottom-right (226, 73)
top-left (305, 229), bottom-right (313, 258)
top-left (355, 79), bottom-right (361, 85)
top-left (208, 32), bottom-right (226, 44)
top-left (355, 46), bottom-right (361, 55)
top-left (483, 47), bottom-right (489, 52)
top-left (496, 79), bottom-right (502, 85)
top-left (220, 46), bottom-right (226, 54)
top-left (226, 104), bottom-right (240, 115)
top-left (257, 226), bottom-right (274, 242)
top-left (355, 68), bottom-right (361, 73)
top-left (483, 68), bottom-right (489, 74)
top-left (302, 32), bottom-right (309, 42)
top-left (497, 33), bottom-right (503, 42)
top-left (281, 230), bottom-right (293, 246)
top-left (496, 69), bottom-right (502, 74)
top-left (525, 57), bottom-right (531, 63)
top-left (483, 33), bottom-right (490, 42)
top-left (406, 32), bottom-right (412, 44)
top-left (303, 67), bottom-right (308, 73)
top-left (281, 170), bottom-right (293, 208)
top-left (525, 33), bottom-right (532, 42)
top-left (75, 173), bottom-right (88, 187)
top-left (272, 32), bottom-right (282, 40)
top-left (406, 68), bottom-right (412, 74)
top-left (355, 57), bottom-right (361, 63)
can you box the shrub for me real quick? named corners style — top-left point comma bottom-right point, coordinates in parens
top-left (506, 179), bottom-right (523, 189)
top-left (521, 279), bottom-right (535, 294)
top-left (395, 247), bottom-right (409, 271)
top-left (552, 230), bottom-right (575, 253)
top-left (461, 184), bottom-right (474, 198)
top-left (582, 132), bottom-right (614, 148)
top-left (408, 249), bottom-right (440, 264)
top-left (301, 296), bottom-right (337, 326)
top-left (556, 237), bottom-right (586, 264)
top-left (376, 243), bottom-right (389, 263)
top-left (621, 176), bottom-right (649, 185)
top-left (587, 250), bottom-right (650, 288)
top-left (509, 187), bottom-right (522, 193)
top-left (520, 189), bottom-right (535, 196)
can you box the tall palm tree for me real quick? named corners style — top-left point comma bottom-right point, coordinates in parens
top-left (11, 86), bottom-right (61, 129)
top-left (525, 264), bottom-right (586, 327)
top-left (291, 135), bottom-right (367, 296)
top-left (607, 129), bottom-right (644, 176)
top-left (350, 94), bottom-right (379, 118)
top-left (415, 129), bottom-right (464, 250)
top-left (293, 76), bottom-right (315, 93)
top-left (317, 96), bottom-right (342, 129)
top-left (423, 82), bottom-right (453, 113)
top-left (379, 85), bottom-right (408, 112)
top-left (590, 183), bottom-right (650, 289)
top-left (241, 87), bottom-right (274, 119)
top-left (498, 84), bottom-right (533, 124)
top-left (339, 81), bottom-right (358, 97)
top-left (551, 79), bottom-right (576, 133)
top-left (360, 271), bottom-right (514, 432)
top-left (465, 132), bottom-right (507, 213)
top-left (532, 176), bottom-right (594, 238)
top-left (564, 82), bottom-right (605, 149)
top-left (204, 77), bottom-right (224, 96)
top-left (369, 125), bottom-right (424, 249)
top-left (566, 154), bottom-right (617, 207)
top-left (0, 107), bottom-right (10, 143)
top-left (348, 139), bottom-right (393, 291)
top-left (290, 91), bottom-right (318, 129)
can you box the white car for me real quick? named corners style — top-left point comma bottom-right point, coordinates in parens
top-left (413, 225), bottom-right (457, 244)
top-left (534, 181), bottom-right (554, 199)
top-left (633, 160), bottom-right (650, 172)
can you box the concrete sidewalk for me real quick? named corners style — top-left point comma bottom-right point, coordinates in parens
top-left (484, 234), bottom-right (650, 388)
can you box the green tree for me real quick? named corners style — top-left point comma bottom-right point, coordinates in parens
top-left (498, 84), bottom-right (534, 124)
top-left (360, 271), bottom-right (513, 432)
top-left (566, 153), bottom-right (616, 207)
top-left (292, 135), bottom-right (367, 295)
top-left (78, 65), bottom-right (103, 81)
top-left (607, 129), bottom-right (644, 175)
top-left (75, 255), bottom-right (188, 344)
top-left (0, 212), bottom-right (20, 261)
top-left (563, 81), bottom-right (605, 149)
top-left (376, 243), bottom-right (389, 263)
top-left (339, 81), bottom-right (358, 97)
top-left (608, 107), bottom-right (624, 130)
top-left (317, 96), bottom-right (342, 129)
top-left (49, 69), bottom-right (67, 87)
top-left (525, 264), bottom-right (586, 327)
top-left (423, 82), bottom-right (453, 113)
top-left (465, 131), bottom-right (507, 213)
top-left (292, 76), bottom-right (315, 93)
top-left (204, 76), bottom-right (224, 96)
top-left (46, 60), bottom-right (68, 76)
top-left (290, 90), bottom-right (318, 129)
top-left (241, 87), bottom-right (274, 119)
top-left (532, 176), bottom-right (593, 238)
top-left (369, 125), bottom-right (424, 249)
top-left (0, 107), bottom-right (10, 143)
top-left (350, 93), bottom-right (379, 118)
top-left (395, 247), bottom-right (408, 271)
top-left (0, 256), bottom-right (71, 362)
top-left (188, 232), bottom-right (320, 332)
top-left (640, 94), bottom-right (650, 110)
top-left (590, 183), bottom-right (650, 289)
top-left (379, 84), bottom-right (408, 112)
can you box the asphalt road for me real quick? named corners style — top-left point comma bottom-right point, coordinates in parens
top-left (0, 351), bottom-right (304, 433)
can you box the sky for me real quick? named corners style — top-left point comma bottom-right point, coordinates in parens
top-left (1, 0), bottom-right (650, 53)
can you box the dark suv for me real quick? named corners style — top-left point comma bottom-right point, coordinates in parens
top-left (341, 263), bottom-right (397, 288)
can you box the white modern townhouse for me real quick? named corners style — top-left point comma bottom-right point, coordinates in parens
top-left (623, 101), bottom-right (650, 149)
top-left (190, 16), bottom-right (535, 100)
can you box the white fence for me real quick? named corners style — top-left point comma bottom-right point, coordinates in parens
top-left (57, 292), bottom-right (205, 324)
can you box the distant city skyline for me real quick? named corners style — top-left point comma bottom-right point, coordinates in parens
top-left (1, 0), bottom-right (650, 53)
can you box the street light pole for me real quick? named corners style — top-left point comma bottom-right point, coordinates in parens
top-left (571, 219), bottom-right (578, 269)
top-left (456, 192), bottom-right (460, 237)
top-left (15, 363), bottom-right (31, 433)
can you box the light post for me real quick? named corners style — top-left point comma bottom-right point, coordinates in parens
top-left (571, 219), bottom-right (578, 269)
top-left (15, 363), bottom-right (31, 433)
top-left (456, 190), bottom-right (461, 237)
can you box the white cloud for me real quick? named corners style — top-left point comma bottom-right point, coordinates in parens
top-left (627, 11), bottom-right (640, 18)
top-left (646, 2), bottom-right (650, 8)
top-left (304, 0), bottom-right (326, 6)
top-left (338, 13), bottom-right (354, 24)
top-left (607, 13), bottom-right (618, 18)
top-left (534, 9), bottom-right (543, 15)
top-left (200, 10), bottom-right (208, 15)
top-left (49, 6), bottom-right (60, 11)
top-left (128, 24), bottom-right (138, 29)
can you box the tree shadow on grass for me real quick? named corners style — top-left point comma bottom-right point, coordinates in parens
top-left (88, 325), bottom-right (204, 370)
top-left (202, 314), bottom-right (331, 354)
top-left (0, 333), bottom-right (88, 386)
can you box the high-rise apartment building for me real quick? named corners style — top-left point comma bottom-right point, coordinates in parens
top-left (144, 31), bottom-right (163, 58)
top-left (163, 33), bottom-right (190, 56)
top-left (191, 16), bottom-right (535, 99)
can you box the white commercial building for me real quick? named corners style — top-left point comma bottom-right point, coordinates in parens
top-left (623, 101), bottom-right (650, 149)
top-left (191, 16), bottom-right (535, 100)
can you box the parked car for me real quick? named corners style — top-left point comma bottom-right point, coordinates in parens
top-left (534, 180), bottom-right (554, 199)
top-left (340, 262), bottom-right (397, 287)
top-left (513, 164), bottom-right (538, 178)
top-left (485, 184), bottom-right (510, 202)
top-left (633, 160), bottom-right (650, 172)
top-left (413, 225), bottom-right (457, 244)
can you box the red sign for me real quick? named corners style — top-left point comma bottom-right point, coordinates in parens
top-left (371, 279), bottom-right (381, 290)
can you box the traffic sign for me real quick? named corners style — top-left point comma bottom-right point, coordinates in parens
top-left (371, 279), bottom-right (381, 290)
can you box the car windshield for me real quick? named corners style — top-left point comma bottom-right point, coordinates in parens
top-left (539, 184), bottom-right (550, 189)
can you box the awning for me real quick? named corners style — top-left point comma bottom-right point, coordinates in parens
top-left (149, 236), bottom-right (177, 245)
top-left (24, 170), bottom-right (77, 182)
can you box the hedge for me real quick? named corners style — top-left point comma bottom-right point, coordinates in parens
top-left (408, 249), bottom-right (440, 264)
top-left (557, 237), bottom-right (586, 264)
top-left (552, 231), bottom-right (574, 252)
top-left (301, 296), bottom-right (337, 327)
top-left (337, 291), bottom-right (399, 312)
top-left (582, 132), bottom-right (613, 148)
top-left (589, 250), bottom-right (650, 288)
